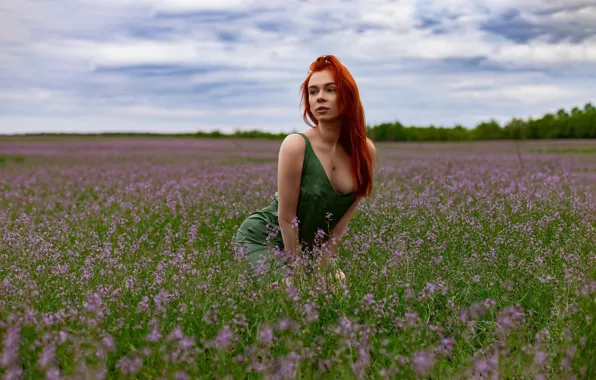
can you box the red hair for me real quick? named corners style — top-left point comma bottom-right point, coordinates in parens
top-left (299, 55), bottom-right (373, 198)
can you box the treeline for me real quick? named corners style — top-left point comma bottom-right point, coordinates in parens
top-left (1, 130), bottom-right (288, 140)
top-left (4, 103), bottom-right (595, 141)
top-left (367, 102), bottom-right (596, 141)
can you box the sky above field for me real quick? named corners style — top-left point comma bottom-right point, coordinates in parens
top-left (1, 0), bottom-right (595, 134)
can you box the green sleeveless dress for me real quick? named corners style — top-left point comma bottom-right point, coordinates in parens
top-left (234, 132), bottom-right (357, 279)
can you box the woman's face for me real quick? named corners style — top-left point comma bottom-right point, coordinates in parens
top-left (308, 69), bottom-right (339, 122)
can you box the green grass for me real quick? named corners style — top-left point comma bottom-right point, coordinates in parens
top-left (529, 147), bottom-right (596, 154)
top-left (0, 155), bottom-right (26, 166)
top-left (0, 145), bottom-right (595, 379)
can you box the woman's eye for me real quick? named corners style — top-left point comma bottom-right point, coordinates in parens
top-left (309, 88), bottom-right (334, 94)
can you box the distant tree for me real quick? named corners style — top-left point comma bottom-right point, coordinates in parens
top-left (471, 119), bottom-right (502, 140)
top-left (502, 118), bottom-right (524, 139)
top-left (584, 103), bottom-right (596, 138)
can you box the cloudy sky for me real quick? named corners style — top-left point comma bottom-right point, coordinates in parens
top-left (1, 0), bottom-right (595, 134)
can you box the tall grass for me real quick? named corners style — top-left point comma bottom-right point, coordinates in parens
top-left (0, 139), bottom-right (595, 379)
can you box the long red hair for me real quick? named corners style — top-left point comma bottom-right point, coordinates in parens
top-left (299, 55), bottom-right (373, 198)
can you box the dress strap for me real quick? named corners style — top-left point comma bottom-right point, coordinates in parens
top-left (292, 132), bottom-right (310, 153)
top-left (293, 132), bottom-right (312, 167)
top-left (294, 132), bottom-right (312, 150)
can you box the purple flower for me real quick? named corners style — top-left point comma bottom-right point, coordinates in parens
top-left (37, 344), bottom-right (56, 371)
top-left (496, 305), bottom-right (526, 336)
top-left (136, 296), bottom-right (150, 314)
top-left (258, 327), bottom-right (274, 346)
top-left (405, 311), bottom-right (420, 328)
top-left (117, 355), bottom-right (143, 375)
top-left (276, 317), bottom-right (295, 333)
top-left (473, 358), bottom-right (498, 377)
top-left (362, 293), bottom-right (375, 305)
top-left (146, 318), bottom-right (162, 342)
top-left (167, 327), bottom-right (184, 342)
top-left (412, 350), bottom-right (435, 377)
top-left (534, 350), bottom-right (548, 367)
top-left (470, 302), bottom-right (486, 319)
top-left (305, 303), bottom-right (319, 323)
top-left (102, 336), bottom-right (115, 352)
top-left (1, 325), bottom-right (21, 370)
top-left (436, 337), bottom-right (455, 357)
top-left (214, 325), bottom-right (234, 350)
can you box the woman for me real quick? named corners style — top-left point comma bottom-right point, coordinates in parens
top-left (234, 55), bottom-right (376, 288)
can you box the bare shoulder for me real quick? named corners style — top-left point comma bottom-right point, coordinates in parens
top-left (366, 137), bottom-right (376, 153)
top-left (366, 137), bottom-right (377, 167)
top-left (279, 133), bottom-right (306, 158)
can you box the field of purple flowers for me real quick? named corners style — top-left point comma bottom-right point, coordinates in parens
top-left (1, 137), bottom-right (595, 379)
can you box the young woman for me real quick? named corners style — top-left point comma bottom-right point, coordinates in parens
top-left (234, 55), bottom-right (376, 287)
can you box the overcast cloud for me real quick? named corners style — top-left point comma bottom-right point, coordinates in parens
top-left (1, 0), bottom-right (595, 134)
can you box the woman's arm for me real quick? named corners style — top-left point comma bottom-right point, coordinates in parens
top-left (322, 196), bottom-right (362, 270)
top-left (322, 138), bottom-right (377, 270)
top-left (277, 134), bottom-right (306, 261)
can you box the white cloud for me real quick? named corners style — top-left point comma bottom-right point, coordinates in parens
top-left (358, 2), bottom-right (418, 31)
top-left (91, 40), bottom-right (204, 67)
top-left (145, 0), bottom-right (275, 13)
top-left (546, 5), bottom-right (596, 23)
top-left (0, 114), bottom-right (294, 134)
top-left (107, 105), bottom-right (210, 118)
top-left (480, 0), bottom-right (593, 12)
top-left (1, 0), bottom-right (595, 134)
top-left (492, 37), bottom-right (596, 67)
top-left (451, 84), bottom-right (577, 104)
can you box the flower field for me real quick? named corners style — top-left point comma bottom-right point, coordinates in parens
top-left (1, 137), bottom-right (595, 379)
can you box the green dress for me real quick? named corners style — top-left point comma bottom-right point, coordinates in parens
top-left (234, 132), bottom-right (357, 279)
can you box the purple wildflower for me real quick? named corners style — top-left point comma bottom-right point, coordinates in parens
top-left (214, 325), bottom-right (234, 350)
top-left (412, 350), bottom-right (436, 377)
top-left (258, 327), bottom-right (274, 346)
top-left (117, 356), bottom-right (143, 375)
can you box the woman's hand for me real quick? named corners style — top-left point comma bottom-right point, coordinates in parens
top-left (326, 269), bottom-right (346, 293)
top-left (281, 276), bottom-right (294, 288)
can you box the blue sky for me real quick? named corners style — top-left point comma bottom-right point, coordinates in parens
top-left (1, 0), bottom-right (595, 134)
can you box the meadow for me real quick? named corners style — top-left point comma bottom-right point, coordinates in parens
top-left (0, 137), bottom-right (595, 379)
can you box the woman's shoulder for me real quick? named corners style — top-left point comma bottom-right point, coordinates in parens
top-left (279, 132), bottom-right (308, 155)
